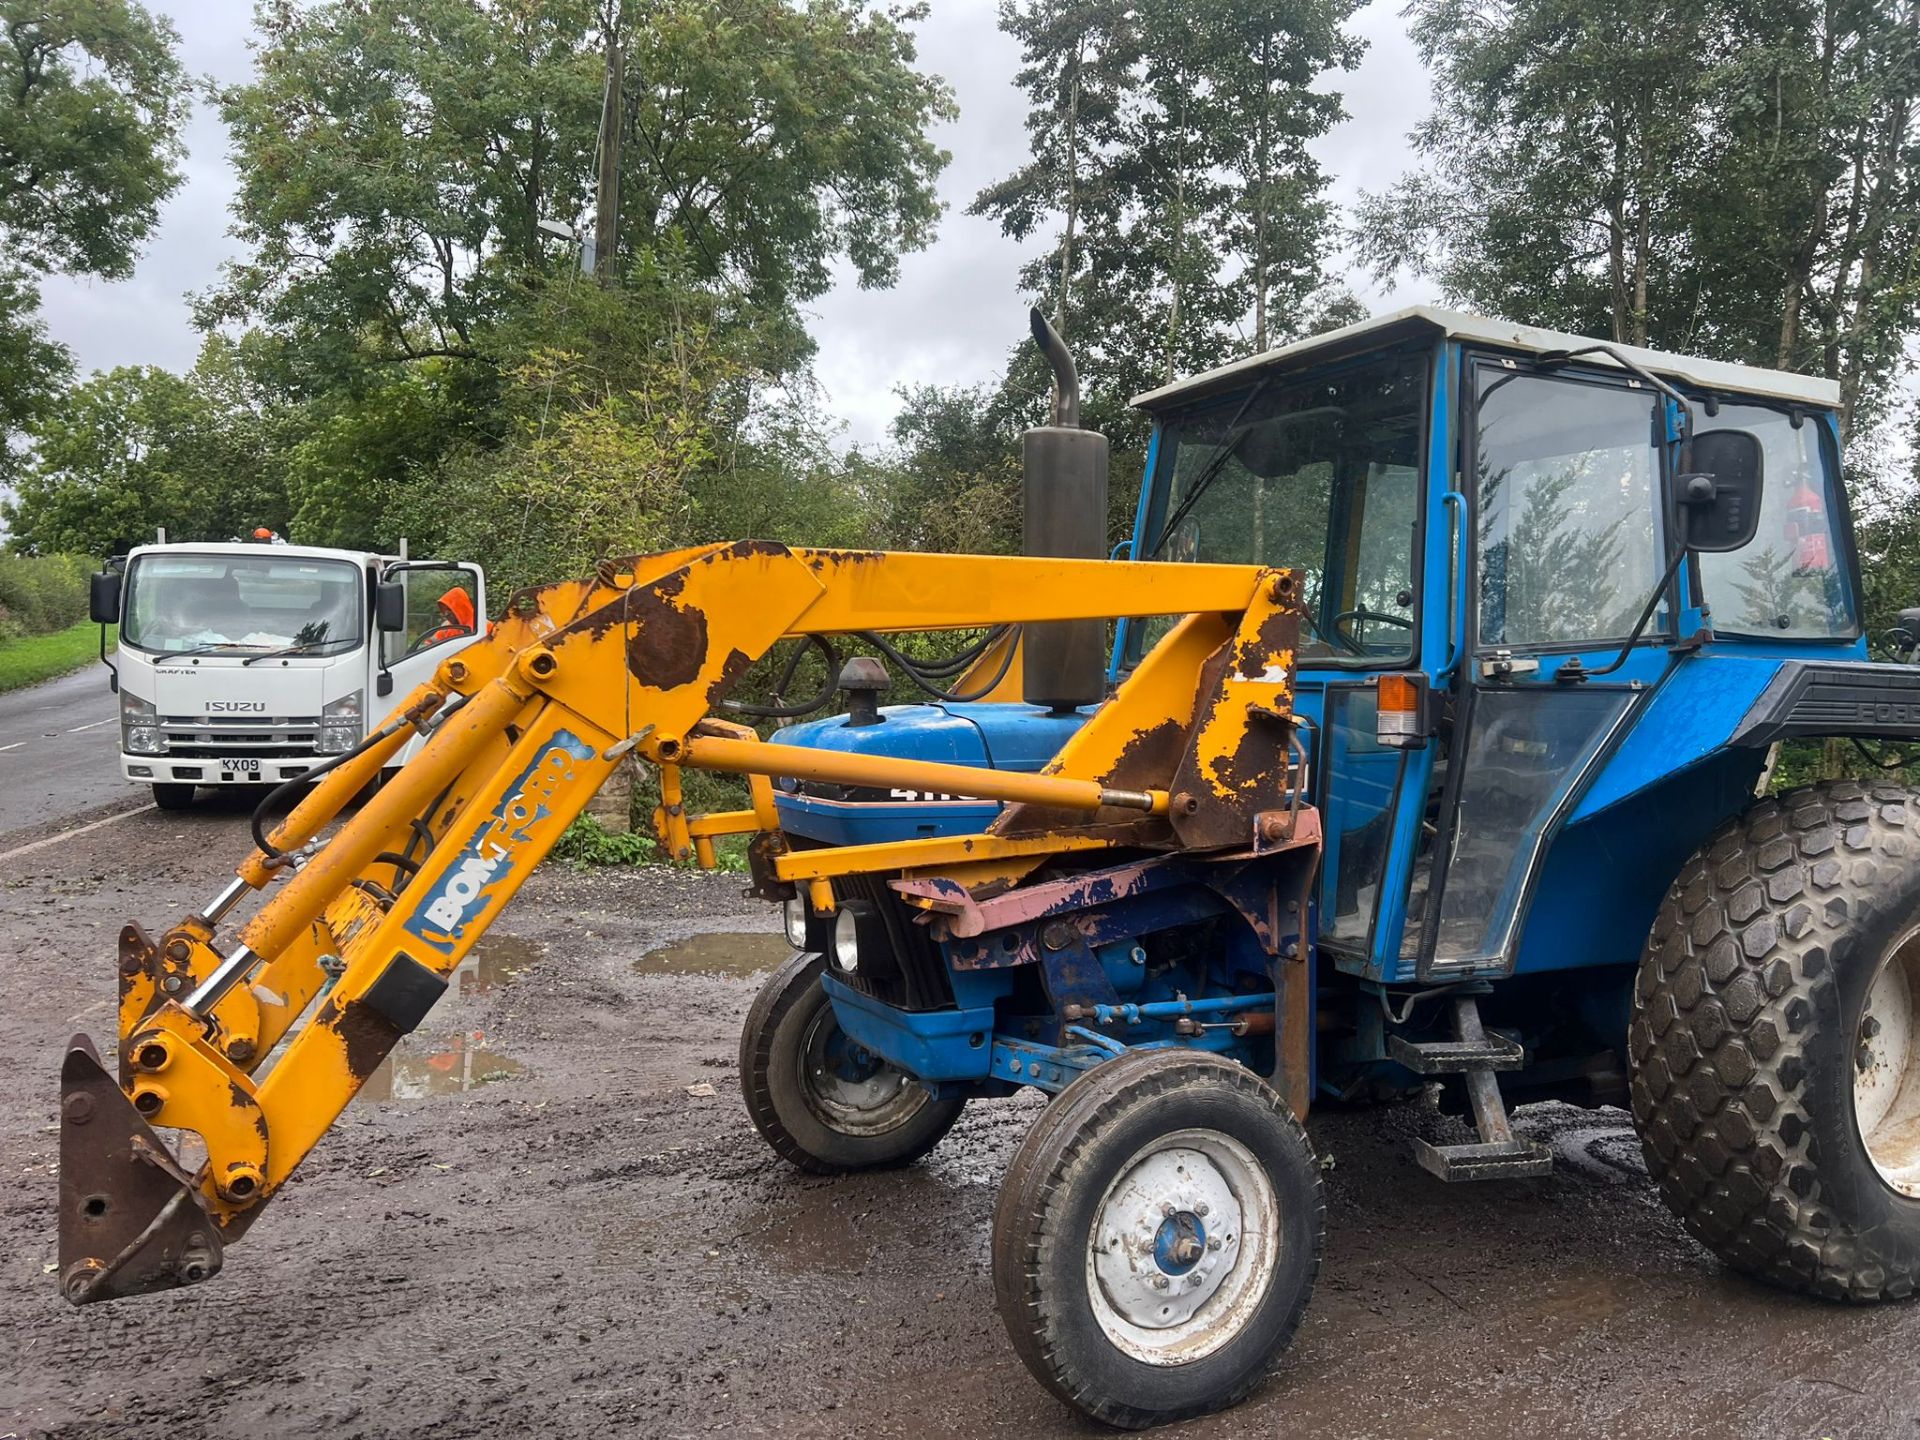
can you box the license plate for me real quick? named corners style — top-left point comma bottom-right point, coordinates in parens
top-left (221, 758), bottom-right (261, 775)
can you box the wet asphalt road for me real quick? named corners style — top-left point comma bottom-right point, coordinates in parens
top-left (0, 662), bottom-right (130, 841)
top-left (5, 795), bottom-right (1920, 1437)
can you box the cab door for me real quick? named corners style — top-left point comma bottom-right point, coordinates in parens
top-left (377, 561), bottom-right (487, 761)
top-left (1397, 359), bottom-right (1666, 981)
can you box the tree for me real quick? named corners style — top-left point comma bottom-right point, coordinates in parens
top-left (974, 0), bottom-right (1365, 460)
top-left (1355, 0), bottom-right (1920, 433)
top-left (0, 0), bottom-right (189, 475)
top-left (206, 0), bottom-right (954, 389)
top-left (5, 356), bottom-right (283, 556)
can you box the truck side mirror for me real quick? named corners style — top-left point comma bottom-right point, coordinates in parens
top-left (375, 580), bottom-right (407, 633)
top-left (89, 572), bottom-right (121, 624)
top-left (1674, 430), bottom-right (1764, 554)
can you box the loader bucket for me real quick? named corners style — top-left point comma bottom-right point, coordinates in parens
top-left (58, 1034), bottom-right (222, 1304)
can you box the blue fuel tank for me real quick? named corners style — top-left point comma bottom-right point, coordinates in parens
top-left (770, 702), bottom-right (1089, 845)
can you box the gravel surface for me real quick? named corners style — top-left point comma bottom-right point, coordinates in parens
top-left (6, 799), bottom-right (1920, 1438)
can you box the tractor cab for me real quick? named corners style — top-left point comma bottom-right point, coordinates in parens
top-left (1124, 306), bottom-right (1860, 988)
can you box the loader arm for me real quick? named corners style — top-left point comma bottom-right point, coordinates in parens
top-left (59, 541), bottom-right (1306, 1304)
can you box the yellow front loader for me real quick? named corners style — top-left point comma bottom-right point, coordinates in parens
top-left (60, 536), bottom-right (1320, 1430)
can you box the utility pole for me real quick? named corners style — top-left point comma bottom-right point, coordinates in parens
top-left (593, 12), bottom-right (623, 286)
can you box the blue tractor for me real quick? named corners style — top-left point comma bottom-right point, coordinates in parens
top-left (732, 306), bottom-right (1920, 1424)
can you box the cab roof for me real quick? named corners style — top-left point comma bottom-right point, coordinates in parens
top-left (1131, 304), bottom-right (1843, 413)
top-left (127, 542), bottom-right (391, 565)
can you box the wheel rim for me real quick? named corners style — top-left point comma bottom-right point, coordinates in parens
top-left (798, 1005), bottom-right (930, 1138)
top-left (1085, 1128), bottom-right (1280, 1367)
top-left (1857, 925), bottom-right (1920, 1197)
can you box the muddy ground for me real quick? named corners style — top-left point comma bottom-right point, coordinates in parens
top-left (5, 795), bottom-right (1919, 1439)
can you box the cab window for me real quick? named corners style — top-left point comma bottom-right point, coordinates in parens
top-left (1474, 370), bottom-right (1661, 648)
top-left (383, 566), bottom-right (479, 665)
top-left (1141, 350), bottom-right (1426, 664)
top-left (1693, 404), bottom-right (1852, 638)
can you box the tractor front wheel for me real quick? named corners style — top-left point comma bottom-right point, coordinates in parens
top-left (740, 951), bottom-right (962, 1174)
top-left (991, 1048), bottom-right (1323, 1429)
top-left (1631, 780), bottom-right (1920, 1301)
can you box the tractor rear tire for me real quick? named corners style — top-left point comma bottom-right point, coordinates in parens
top-left (991, 1048), bottom-right (1323, 1429)
top-left (150, 783), bottom-right (196, 811)
top-left (740, 951), bottom-right (963, 1175)
top-left (1630, 780), bottom-right (1920, 1301)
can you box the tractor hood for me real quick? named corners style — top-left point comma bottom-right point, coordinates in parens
top-left (770, 701), bottom-right (1089, 845)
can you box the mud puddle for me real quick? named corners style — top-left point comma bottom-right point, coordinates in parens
top-left (632, 930), bottom-right (791, 978)
top-left (366, 1029), bottom-right (527, 1100)
top-left (362, 933), bottom-right (540, 1100)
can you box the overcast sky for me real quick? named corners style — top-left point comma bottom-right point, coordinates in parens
top-left (35, 0), bottom-right (1437, 448)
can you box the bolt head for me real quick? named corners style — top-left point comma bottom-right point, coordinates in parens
top-left (1859, 1045), bottom-right (1876, 1072)
top-left (1188, 1272), bottom-right (1204, 1287)
top-left (1207, 1236), bottom-right (1223, 1252)
top-left (1161, 1201), bottom-right (1177, 1217)
top-left (1195, 1202), bottom-right (1209, 1217)
top-left (1152, 1275), bottom-right (1170, 1290)
top-left (161, 974), bottom-right (184, 994)
top-left (1862, 1016), bottom-right (1883, 1039)
top-left (63, 1093), bottom-right (94, 1125)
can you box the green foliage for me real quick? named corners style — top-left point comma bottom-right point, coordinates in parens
top-left (974, 0), bottom-right (1365, 452)
top-left (5, 356), bottom-right (287, 556)
top-left (0, 0), bottom-right (188, 475)
top-left (0, 0), bottom-right (188, 278)
top-left (0, 619), bottom-right (110, 691)
top-left (1354, 0), bottom-right (1920, 433)
top-left (549, 814), bottom-right (658, 867)
top-left (0, 553), bottom-right (89, 639)
top-left (205, 0), bottom-right (952, 386)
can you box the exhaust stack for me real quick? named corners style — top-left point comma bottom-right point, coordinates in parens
top-left (1021, 309), bottom-right (1109, 712)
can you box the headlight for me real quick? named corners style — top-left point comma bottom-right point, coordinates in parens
top-left (317, 690), bottom-right (364, 754)
top-left (121, 692), bottom-right (165, 755)
top-left (832, 907), bottom-right (861, 973)
top-left (782, 897), bottom-right (809, 949)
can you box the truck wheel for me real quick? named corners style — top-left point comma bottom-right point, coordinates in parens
top-left (1631, 780), bottom-right (1920, 1301)
top-left (991, 1048), bottom-right (1322, 1429)
top-left (150, 783), bottom-right (196, 811)
top-left (740, 951), bottom-right (962, 1174)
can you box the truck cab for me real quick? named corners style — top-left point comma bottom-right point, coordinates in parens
top-left (98, 541), bottom-right (486, 809)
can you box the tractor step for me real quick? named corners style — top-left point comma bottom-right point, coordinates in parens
top-left (1412, 1137), bottom-right (1553, 1181)
top-left (1387, 1031), bottom-right (1524, 1073)
top-left (1402, 994), bottom-right (1552, 1183)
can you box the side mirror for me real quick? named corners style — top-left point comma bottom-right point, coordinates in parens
top-left (1675, 430), bottom-right (1764, 554)
top-left (375, 580), bottom-right (407, 632)
top-left (89, 572), bottom-right (122, 624)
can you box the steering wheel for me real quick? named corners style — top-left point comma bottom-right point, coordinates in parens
top-left (1300, 607), bottom-right (1368, 657)
top-left (1333, 607), bottom-right (1414, 650)
top-left (403, 628), bottom-right (444, 658)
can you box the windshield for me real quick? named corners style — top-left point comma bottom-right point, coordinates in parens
top-left (1694, 403), bottom-right (1852, 638)
top-left (122, 553), bottom-right (365, 655)
top-left (1142, 350), bottom-right (1426, 663)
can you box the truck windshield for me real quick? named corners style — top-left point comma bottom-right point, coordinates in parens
top-left (121, 554), bottom-right (365, 656)
top-left (1142, 350), bottom-right (1426, 663)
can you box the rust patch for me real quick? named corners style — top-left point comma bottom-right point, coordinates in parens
top-left (331, 998), bottom-right (403, 1083)
top-left (624, 576), bottom-right (709, 689)
top-left (1107, 718), bottom-right (1186, 791)
top-left (706, 648), bottom-right (755, 708)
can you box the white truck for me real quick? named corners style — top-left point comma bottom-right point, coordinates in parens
top-left (89, 539), bottom-right (485, 810)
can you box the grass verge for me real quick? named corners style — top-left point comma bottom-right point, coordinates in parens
top-left (0, 621), bottom-right (113, 693)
